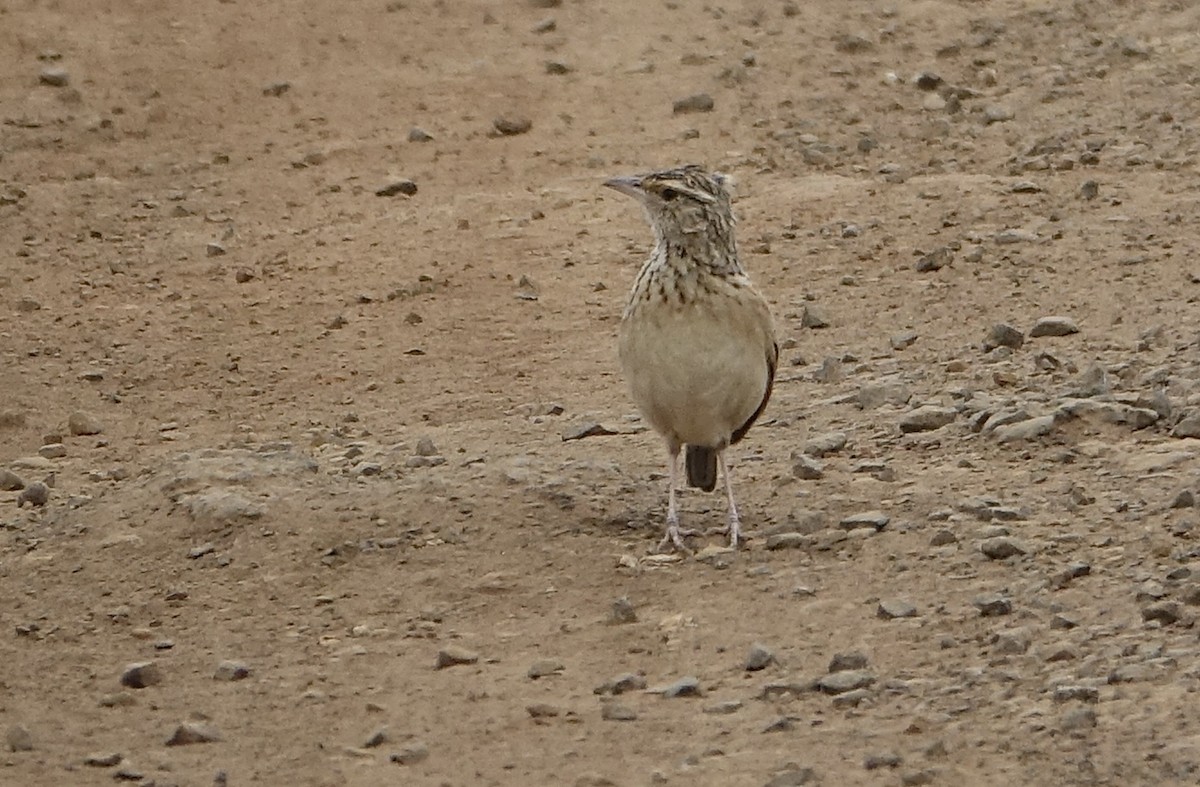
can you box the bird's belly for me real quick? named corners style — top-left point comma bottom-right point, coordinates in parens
top-left (619, 302), bottom-right (768, 448)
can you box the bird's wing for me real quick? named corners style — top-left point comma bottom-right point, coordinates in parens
top-left (730, 327), bottom-right (778, 446)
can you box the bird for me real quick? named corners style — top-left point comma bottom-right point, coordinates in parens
top-left (604, 165), bottom-right (778, 552)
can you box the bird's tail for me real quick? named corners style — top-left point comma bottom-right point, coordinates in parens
top-left (685, 446), bottom-right (718, 492)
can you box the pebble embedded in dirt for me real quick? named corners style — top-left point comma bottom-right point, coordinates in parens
top-left (817, 670), bottom-right (875, 695)
top-left (39, 67), bottom-right (69, 86)
top-left (600, 703), bottom-right (638, 721)
top-left (375, 179), bottom-right (418, 197)
top-left (68, 411), bottom-right (103, 436)
top-left (408, 127), bottom-right (434, 142)
top-left (609, 596), bottom-right (637, 624)
top-left (1029, 316), bottom-right (1080, 338)
top-left (435, 646), bottom-right (479, 668)
top-left (595, 673), bottom-right (647, 695)
top-left (526, 703), bottom-right (561, 719)
top-left (980, 537), bottom-right (1028, 560)
top-left (803, 431), bottom-right (847, 457)
top-left (899, 405), bottom-right (956, 433)
top-left (363, 727), bottom-right (390, 748)
top-left (389, 742), bottom-right (430, 765)
top-left (744, 643), bottom-right (776, 671)
top-left (829, 652), bottom-right (869, 672)
top-left (84, 751), bottom-right (122, 766)
top-left (840, 511), bottom-right (889, 531)
top-left (877, 599), bottom-right (918, 619)
top-left (983, 323), bottom-right (1024, 351)
top-left (493, 116), bottom-right (532, 136)
top-left (973, 594), bottom-right (1013, 617)
top-left (791, 453), bottom-right (823, 480)
top-left (6, 724), bottom-right (33, 752)
top-left (16, 482), bottom-right (48, 508)
top-left (214, 660), bottom-right (251, 681)
top-left (654, 676), bottom-right (702, 698)
top-left (1, 467), bottom-right (27, 491)
top-left (672, 93), bottom-right (714, 114)
top-left (165, 722), bottom-right (221, 745)
top-left (527, 659), bottom-right (564, 679)
top-left (120, 661), bottom-right (162, 689)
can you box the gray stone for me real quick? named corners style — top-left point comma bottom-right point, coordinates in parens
top-left (1061, 707), bottom-right (1097, 732)
top-left (704, 700), bottom-right (744, 715)
top-left (973, 594), bottom-right (1013, 616)
top-left (6, 724), bottom-right (33, 752)
top-left (994, 415), bottom-right (1056, 442)
top-left (840, 511), bottom-right (889, 531)
top-left (818, 670), bottom-right (875, 695)
top-left (435, 646), bottom-right (479, 668)
top-left (878, 599), bottom-right (918, 619)
top-left (858, 382), bottom-right (911, 409)
top-left (600, 703), bottom-right (638, 721)
top-left (829, 651), bottom-right (869, 672)
top-left (527, 659), bottom-right (564, 679)
top-left (864, 752), bottom-right (902, 770)
top-left (37, 443), bottom-right (67, 459)
top-left (765, 532), bottom-right (813, 550)
top-left (407, 127), bottom-right (434, 142)
top-left (595, 673), bottom-right (646, 695)
top-left (165, 722), bottom-right (221, 745)
top-left (68, 411), bottom-right (103, 435)
top-left (1053, 685), bottom-right (1099, 703)
top-left (416, 438), bottom-right (439, 457)
top-left (800, 304), bottom-right (830, 329)
top-left (899, 405), bottom-right (956, 433)
top-left (184, 490), bottom-right (264, 524)
top-left (120, 661), bottom-right (162, 689)
top-left (609, 596), bottom-right (637, 624)
top-left (1142, 601), bottom-right (1181, 625)
top-left (673, 93), bottom-right (714, 114)
top-left (745, 643), bottom-right (776, 671)
top-left (980, 537), bottom-right (1028, 560)
top-left (803, 431), bottom-right (847, 457)
top-left (525, 703), bottom-right (560, 718)
top-left (363, 727), bottom-right (390, 748)
top-left (995, 228), bottom-right (1037, 244)
top-left (930, 529), bottom-right (957, 546)
top-left (1029, 316), bottom-right (1080, 338)
top-left (1172, 411), bottom-right (1200, 439)
top-left (389, 742), bottom-right (430, 765)
top-left (655, 676), bottom-right (702, 698)
top-left (791, 453), bottom-right (823, 480)
top-left (16, 482), bottom-right (48, 508)
top-left (83, 751), bottom-right (122, 766)
top-left (493, 116), bottom-right (532, 135)
top-left (764, 766), bottom-right (817, 786)
top-left (983, 104), bottom-right (1014, 123)
top-left (39, 67), bottom-right (69, 86)
top-left (214, 660), bottom-right (250, 681)
top-left (984, 323), bottom-right (1024, 351)
top-left (0, 469), bottom-right (25, 491)
top-left (375, 179), bottom-right (418, 197)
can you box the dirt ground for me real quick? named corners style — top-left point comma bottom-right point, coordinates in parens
top-left (5, 0), bottom-right (1200, 785)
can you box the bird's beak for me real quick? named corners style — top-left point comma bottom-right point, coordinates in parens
top-left (603, 176), bottom-right (644, 199)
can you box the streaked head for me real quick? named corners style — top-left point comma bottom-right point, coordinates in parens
top-left (604, 165), bottom-right (734, 240)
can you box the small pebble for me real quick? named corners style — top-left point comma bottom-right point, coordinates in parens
top-left (435, 646), bottom-right (479, 668)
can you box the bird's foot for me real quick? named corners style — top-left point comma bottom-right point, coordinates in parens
top-left (657, 521), bottom-right (700, 554)
top-left (703, 515), bottom-right (743, 549)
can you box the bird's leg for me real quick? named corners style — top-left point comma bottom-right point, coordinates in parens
top-left (658, 447), bottom-right (696, 552)
top-left (718, 451), bottom-right (742, 548)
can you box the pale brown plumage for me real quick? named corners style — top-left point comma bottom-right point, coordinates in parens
top-left (605, 165), bottom-right (778, 551)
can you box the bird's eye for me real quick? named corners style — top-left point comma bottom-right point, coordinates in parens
top-left (659, 187), bottom-right (680, 202)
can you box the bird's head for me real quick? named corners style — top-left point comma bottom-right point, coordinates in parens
top-left (604, 165), bottom-right (735, 242)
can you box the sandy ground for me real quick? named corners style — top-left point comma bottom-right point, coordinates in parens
top-left (5, 1), bottom-right (1200, 785)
